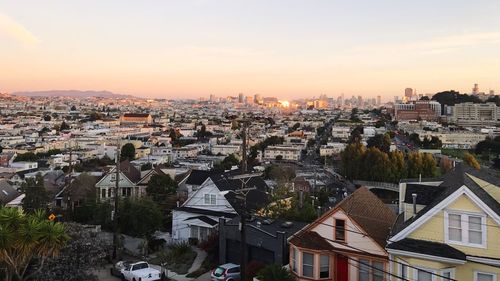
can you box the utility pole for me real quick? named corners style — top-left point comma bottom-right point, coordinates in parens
top-left (226, 174), bottom-right (259, 281)
top-left (112, 140), bottom-right (121, 260)
top-left (241, 124), bottom-right (247, 173)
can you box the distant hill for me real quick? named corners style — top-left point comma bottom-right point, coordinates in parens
top-left (12, 90), bottom-right (140, 99)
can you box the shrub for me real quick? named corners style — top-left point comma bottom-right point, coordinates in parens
top-left (245, 260), bottom-right (266, 281)
top-left (257, 264), bottom-right (295, 281)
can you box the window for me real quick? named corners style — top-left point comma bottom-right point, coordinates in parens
top-left (400, 263), bottom-right (408, 280)
top-left (358, 259), bottom-right (370, 281)
top-left (474, 271), bottom-right (496, 281)
top-left (302, 252), bottom-right (314, 278)
top-left (448, 214), bottom-right (462, 241)
top-left (190, 226), bottom-right (199, 238)
top-left (320, 255), bottom-right (329, 278)
top-left (204, 194), bottom-right (216, 205)
top-left (445, 212), bottom-right (486, 247)
top-left (414, 268), bottom-right (435, 281)
top-left (108, 189), bottom-right (112, 198)
top-left (359, 260), bottom-right (386, 281)
top-left (291, 248), bottom-right (298, 272)
top-left (101, 189), bottom-right (106, 198)
top-left (441, 268), bottom-right (455, 280)
top-left (373, 262), bottom-right (384, 281)
top-left (335, 219), bottom-right (346, 241)
top-left (468, 216), bottom-right (482, 244)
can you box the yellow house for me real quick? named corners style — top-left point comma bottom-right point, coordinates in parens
top-left (387, 165), bottom-right (500, 281)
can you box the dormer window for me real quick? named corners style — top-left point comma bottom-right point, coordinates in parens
top-left (445, 211), bottom-right (486, 247)
top-left (335, 219), bottom-right (346, 241)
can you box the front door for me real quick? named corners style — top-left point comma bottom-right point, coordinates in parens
top-left (336, 255), bottom-right (348, 281)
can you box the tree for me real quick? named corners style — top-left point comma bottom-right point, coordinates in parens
top-left (22, 174), bottom-right (49, 213)
top-left (0, 208), bottom-right (69, 281)
top-left (43, 115), bottom-right (52, 121)
top-left (214, 154), bottom-right (240, 171)
top-left (340, 142), bottom-right (365, 179)
top-left (146, 173), bottom-right (177, 204)
top-left (36, 223), bottom-right (111, 281)
top-left (388, 150), bottom-right (407, 182)
top-left (257, 264), bottom-right (295, 281)
top-left (119, 198), bottom-right (163, 237)
top-left (60, 121), bottom-right (70, 131)
top-left (70, 105), bottom-right (77, 111)
top-left (463, 152), bottom-right (481, 170)
top-left (360, 147), bottom-right (391, 181)
top-left (440, 155), bottom-right (454, 173)
top-left (409, 133), bottom-right (421, 147)
top-left (347, 126), bottom-right (363, 144)
top-left (367, 134), bottom-right (391, 153)
top-left (120, 143), bottom-right (136, 161)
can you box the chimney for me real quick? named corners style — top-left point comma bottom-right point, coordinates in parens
top-left (176, 201), bottom-right (180, 208)
top-left (419, 173), bottom-right (422, 182)
top-left (256, 221), bottom-right (261, 228)
top-left (412, 193), bottom-right (418, 217)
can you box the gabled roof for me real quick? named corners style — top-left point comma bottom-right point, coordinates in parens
top-left (210, 172), bottom-right (269, 211)
top-left (404, 183), bottom-right (446, 205)
top-left (119, 160), bottom-right (141, 183)
top-left (336, 187), bottom-right (397, 248)
top-left (391, 164), bottom-right (500, 239)
top-left (290, 187), bottom-right (396, 251)
top-left (185, 170), bottom-right (218, 186)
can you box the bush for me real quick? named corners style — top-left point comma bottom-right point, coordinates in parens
top-left (257, 264), bottom-right (295, 281)
top-left (245, 260), bottom-right (266, 281)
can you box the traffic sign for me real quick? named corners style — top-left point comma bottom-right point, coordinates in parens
top-left (48, 214), bottom-right (56, 221)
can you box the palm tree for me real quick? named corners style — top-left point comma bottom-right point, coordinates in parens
top-left (0, 208), bottom-right (69, 281)
top-left (256, 264), bottom-right (295, 281)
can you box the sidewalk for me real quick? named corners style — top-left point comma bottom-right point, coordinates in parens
top-left (166, 246), bottom-right (208, 281)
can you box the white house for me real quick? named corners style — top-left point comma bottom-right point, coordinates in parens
top-left (172, 173), bottom-right (268, 242)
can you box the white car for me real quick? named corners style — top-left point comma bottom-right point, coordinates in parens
top-left (119, 261), bottom-right (162, 281)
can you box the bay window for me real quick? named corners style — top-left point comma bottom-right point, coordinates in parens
top-left (302, 252), bottom-right (314, 278)
top-left (291, 247), bottom-right (298, 272)
top-left (320, 255), bottom-right (329, 278)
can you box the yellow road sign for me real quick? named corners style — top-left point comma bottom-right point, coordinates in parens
top-left (48, 214), bottom-right (56, 221)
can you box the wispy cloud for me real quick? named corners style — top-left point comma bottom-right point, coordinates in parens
top-left (0, 13), bottom-right (39, 46)
top-left (351, 31), bottom-right (500, 56)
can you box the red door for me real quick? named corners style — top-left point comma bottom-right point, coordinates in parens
top-left (336, 255), bottom-right (348, 281)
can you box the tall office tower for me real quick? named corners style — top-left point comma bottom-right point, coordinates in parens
top-left (357, 96), bottom-right (363, 107)
top-left (405, 88), bottom-right (414, 100)
top-left (254, 94), bottom-right (263, 104)
top-left (489, 89), bottom-right (495, 95)
top-left (245, 96), bottom-right (253, 104)
top-left (394, 96), bottom-right (400, 103)
top-left (376, 95), bottom-right (381, 106)
top-left (209, 94), bottom-right (216, 102)
top-left (472, 83), bottom-right (480, 95)
top-left (238, 93), bottom-right (245, 103)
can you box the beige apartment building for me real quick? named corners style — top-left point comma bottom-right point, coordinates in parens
top-left (452, 102), bottom-right (499, 126)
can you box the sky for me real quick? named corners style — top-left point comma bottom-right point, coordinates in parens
top-left (1, 0), bottom-right (500, 100)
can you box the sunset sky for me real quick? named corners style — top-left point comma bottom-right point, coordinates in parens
top-left (1, 0), bottom-right (500, 100)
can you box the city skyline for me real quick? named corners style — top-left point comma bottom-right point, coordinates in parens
top-left (2, 1), bottom-right (500, 99)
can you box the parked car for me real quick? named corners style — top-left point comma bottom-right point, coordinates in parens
top-left (118, 261), bottom-right (162, 281)
top-left (211, 263), bottom-right (241, 281)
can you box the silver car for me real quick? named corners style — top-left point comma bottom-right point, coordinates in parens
top-left (211, 263), bottom-right (241, 281)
